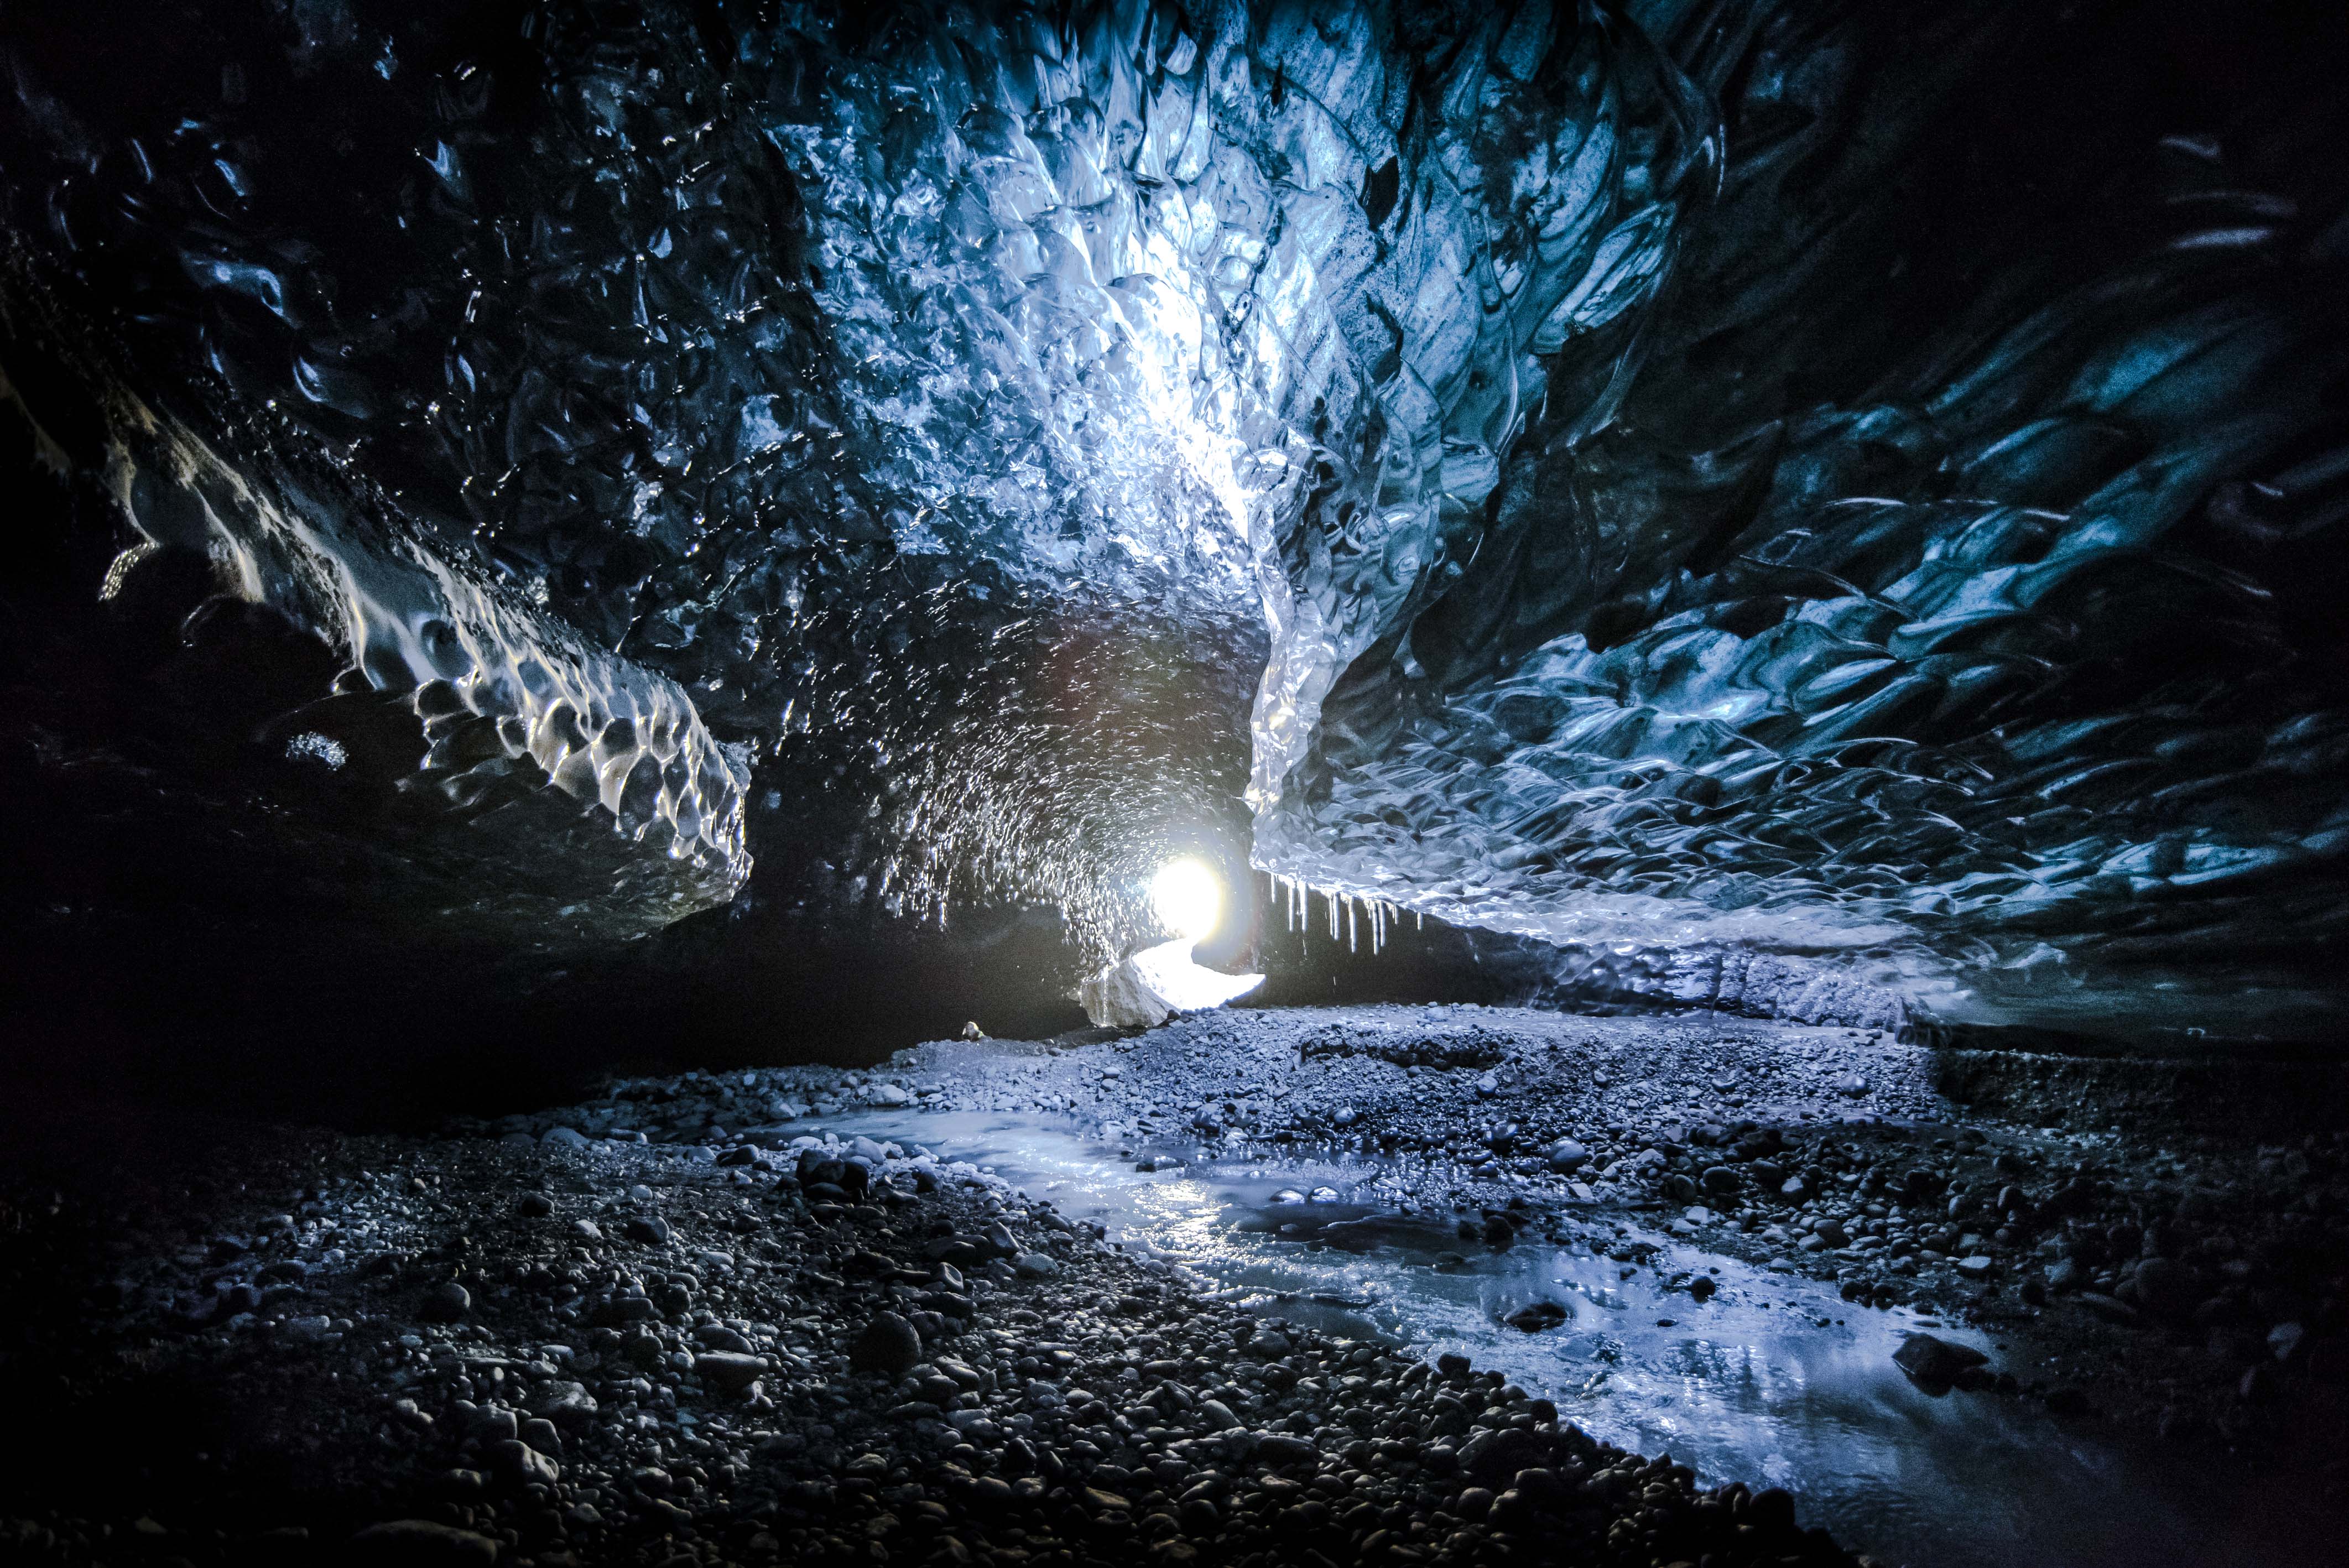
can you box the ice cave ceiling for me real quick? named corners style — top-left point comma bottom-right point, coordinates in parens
top-left (2, 0), bottom-right (2345, 1038)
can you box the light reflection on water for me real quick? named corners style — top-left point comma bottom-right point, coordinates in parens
top-left (814, 1107), bottom-right (2309, 1568)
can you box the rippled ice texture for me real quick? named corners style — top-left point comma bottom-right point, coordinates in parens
top-left (5, 1), bottom-right (2345, 1021)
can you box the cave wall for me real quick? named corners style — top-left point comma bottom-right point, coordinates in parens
top-left (2, 1), bottom-right (2343, 1051)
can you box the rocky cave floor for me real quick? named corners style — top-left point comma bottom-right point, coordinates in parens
top-left (1, 1004), bottom-right (2343, 1568)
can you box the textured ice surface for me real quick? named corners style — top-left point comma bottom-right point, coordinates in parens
top-left (3, 2), bottom-right (2345, 1026)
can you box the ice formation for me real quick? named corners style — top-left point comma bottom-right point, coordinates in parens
top-left (2, 1), bottom-right (2343, 1029)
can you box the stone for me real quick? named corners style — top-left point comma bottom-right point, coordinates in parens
top-left (1254, 1434), bottom-right (1317, 1467)
top-left (1545, 1139), bottom-right (1589, 1172)
top-left (850, 1312), bottom-right (923, 1377)
top-left (2133, 1258), bottom-right (2197, 1320)
top-left (1502, 1301), bottom-right (1569, 1332)
top-left (1013, 1252), bottom-right (1061, 1279)
top-left (696, 1352), bottom-right (766, 1395)
top-left (2267, 1321), bottom-right (2306, 1363)
top-left (420, 1282), bottom-right (470, 1322)
top-left (1893, 1333), bottom-right (1989, 1388)
top-left (514, 1193), bottom-right (552, 1218)
top-left (623, 1215), bottom-right (671, 1246)
top-left (487, 1440), bottom-right (559, 1486)
top-left (1955, 1254), bottom-right (1994, 1280)
top-left (468, 1406), bottom-right (519, 1441)
top-left (347, 1520), bottom-right (499, 1565)
top-left (279, 1315), bottom-right (334, 1345)
top-left (1458, 1428), bottom-right (1550, 1484)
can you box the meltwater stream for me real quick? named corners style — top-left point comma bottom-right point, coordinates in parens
top-left (803, 1106), bottom-right (2312, 1568)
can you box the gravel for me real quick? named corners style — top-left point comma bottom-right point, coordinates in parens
top-left (1, 1004), bottom-right (2342, 1565)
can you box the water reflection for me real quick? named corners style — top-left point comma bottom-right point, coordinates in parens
top-left (812, 1107), bottom-right (2308, 1568)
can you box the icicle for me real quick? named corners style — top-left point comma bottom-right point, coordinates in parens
top-left (1347, 895), bottom-right (1357, 953)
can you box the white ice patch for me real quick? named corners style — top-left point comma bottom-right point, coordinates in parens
top-left (1079, 940), bottom-right (1262, 1028)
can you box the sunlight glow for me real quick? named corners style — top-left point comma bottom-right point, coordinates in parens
top-left (1150, 857), bottom-right (1223, 940)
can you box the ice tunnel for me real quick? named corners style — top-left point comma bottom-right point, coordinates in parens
top-left (2, 6), bottom-right (2347, 1564)
top-left (8, 0), bottom-right (2345, 1059)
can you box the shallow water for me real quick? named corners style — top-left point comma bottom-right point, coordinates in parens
top-left (810, 1106), bottom-right (2307, 1568)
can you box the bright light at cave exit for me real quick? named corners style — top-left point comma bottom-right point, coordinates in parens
top-left (1151, 857), bottom-right (1223, 941)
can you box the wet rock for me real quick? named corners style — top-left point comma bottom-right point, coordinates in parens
top-left (1502, 1301), bottom-right (1570, 1332)
top-left (623, 1215), bottom-right (670, 1246)
top-left (850, 1312), bottom-right (923, 1377)
top-left (1894, 1332), bottom-right (1989, 1388)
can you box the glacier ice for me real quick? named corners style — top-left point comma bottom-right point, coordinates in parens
top-left (1, 0), bottom-right (2343, 1030)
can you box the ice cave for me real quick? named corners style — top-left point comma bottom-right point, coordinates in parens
top-left (0, 3), bottom-right (2343, 1565)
